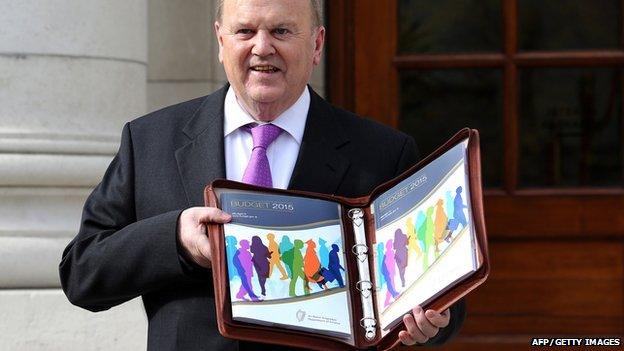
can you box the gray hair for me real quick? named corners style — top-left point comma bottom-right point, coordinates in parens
top-left (216, 0), bottom-right (322, 27)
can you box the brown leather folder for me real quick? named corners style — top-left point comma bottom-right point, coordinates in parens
top-left (204, 128), bottom-right (490, 350)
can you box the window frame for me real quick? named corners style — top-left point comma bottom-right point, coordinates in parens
top-left (326, 0), bottom-right (624, 240)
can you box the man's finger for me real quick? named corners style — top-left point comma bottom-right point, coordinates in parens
top-left (413, 306), bottom-right (439, 338)
top-left (192, 207), bottom-right (232, 224)
top-left (194, 227), bottom-right (212, 267)
top-left (402, 314), bottom-right (428, 344)
top-left (399, 330), bottom-right (417, 346)
top-left (196, 228), bottom-right (211, 257)
top-left (425, 309), bottom-right (450, 328)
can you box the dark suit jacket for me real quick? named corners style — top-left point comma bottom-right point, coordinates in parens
top-left (59, 85), bottom-right (465, 350)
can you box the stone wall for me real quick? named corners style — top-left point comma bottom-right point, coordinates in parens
top-left (0, 0), bottom-right (324, 349)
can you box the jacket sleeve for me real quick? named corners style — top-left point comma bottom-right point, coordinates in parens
top-left (394, 134), bottom-right (419, 177)
top-left (394, 135), bottom-right (467, 347)
top-left (59, 123), bottom-right (192, 312)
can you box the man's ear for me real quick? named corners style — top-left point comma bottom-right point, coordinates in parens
top-left (214, 21), bottom-right (224, 63)
top-left (312, 26), bottom-right (325, 66)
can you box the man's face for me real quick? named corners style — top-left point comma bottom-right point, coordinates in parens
top-left (215, 0), bottom-right (324, 120)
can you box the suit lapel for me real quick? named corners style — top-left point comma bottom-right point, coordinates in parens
top-left (288, 89), bottom-right (351, 194)
top-left (175, 86), bottom-right (228, 207)
top-left (175, 85), bottom-right (351, 203)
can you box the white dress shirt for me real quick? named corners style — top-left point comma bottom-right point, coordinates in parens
top-left (223, 86), bottom-right (310, 189)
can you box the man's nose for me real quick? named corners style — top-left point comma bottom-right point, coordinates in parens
top-left (251, 30), bottom-right (276, 57)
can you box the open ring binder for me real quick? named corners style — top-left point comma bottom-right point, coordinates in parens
top-left (204, 128), bottom-right (490, 350)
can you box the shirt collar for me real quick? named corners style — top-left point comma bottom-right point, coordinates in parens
top-left (223, 86), bottom-right (310, 145)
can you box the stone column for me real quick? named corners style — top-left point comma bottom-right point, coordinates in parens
top-left (148, 0), bottom-right (222, 112)
top-left (0, 0), bottom-right (326, 349)
top-left (0, 1), bottom-right (148, 349)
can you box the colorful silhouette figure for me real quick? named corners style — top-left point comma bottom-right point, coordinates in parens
top-left (453, 186), bottom-right (468, 229)
top-left (422, 207), bottom-right (435, 269)
top-left (382, 239), bottom-right (399, 307)
top-left (266, 233), bottom-right (288, 280)
top-left (445, 190), bottom-right (454, 221)
top-left (318, 238), bottom-right (330, 268)
top-left (416, 210), bottom-right (428, 269)
top-left (416, 210), bottom-right (427, 249)
top-left (282, 239), bottom-right (309, 297)
top-left (304, 239), bottom-right (328, 289)
top-left (233, 240), bottom-right (259, 301)
top-left (425, 206), bottom-right (436, 251)
top-left (250, 236), bottom-right (271, 296)
top-left (327, 244), bottom-right (345, 288)
top-left (393, 228), bottom-right (408, 287)
top-left (279, 236), bottom-right (294, 277)
top-left (405, 217), bottom-right (421, 260)
top-left (434, 199), bottom-right (449, 257)
top-left (225, 236), bottom-right (239, 280)
top-left (376, 242), bottom-right (386, 289)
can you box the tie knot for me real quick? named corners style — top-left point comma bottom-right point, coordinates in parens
top-left (246, 123), bottom-right (282, 150)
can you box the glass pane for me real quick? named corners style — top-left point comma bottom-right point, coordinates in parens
top-left (520, 67), bottom-right (622, 187)
top-left (519, 0), bottom-right (621, 51)
top-left (399, 69), bottom-right (503, 187)
top-left (398, 0), bottom-right (501, 53)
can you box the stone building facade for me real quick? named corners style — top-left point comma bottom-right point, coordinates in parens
top-left (0, 1), bottom-right (324, 349)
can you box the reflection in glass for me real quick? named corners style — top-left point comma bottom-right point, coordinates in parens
top-left (519, 0), bottom-right (621, 51)
top-left (398, 0), bottom-right (501, 53)
top-left (399, 70), bottom-right (503, 187)
top-left (520, 68), bottom-right (622, 187)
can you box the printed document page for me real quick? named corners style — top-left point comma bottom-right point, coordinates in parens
top-left (370, 140), bottom-right (480, 333)
top-left (219, 190), bottom-right (354, 340)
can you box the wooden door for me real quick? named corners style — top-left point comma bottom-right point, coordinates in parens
top-left (327, 1), bottom-right (624, 349)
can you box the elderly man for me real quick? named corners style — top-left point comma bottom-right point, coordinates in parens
top-left (59, 0), bottom-right (465, 350)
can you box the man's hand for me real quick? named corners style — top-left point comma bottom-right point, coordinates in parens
top-left (399, 306), bottom-right (450, 346)
top-left (177, 207), bottom-right (231, 268)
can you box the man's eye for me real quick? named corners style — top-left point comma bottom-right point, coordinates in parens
top-left (236, 29), bottom-right (253, 35)
top-left (274, 28), bottom-right (289, 35)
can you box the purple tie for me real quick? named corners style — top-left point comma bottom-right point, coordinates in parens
top-left (242, 123), bottom-right (283, 187)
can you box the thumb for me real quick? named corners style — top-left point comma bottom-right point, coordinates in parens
top-left (192, 207), bottom-right (232, 224)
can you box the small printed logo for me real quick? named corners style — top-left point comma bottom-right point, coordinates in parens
top-left (296, 309), bottom-right (306, 322)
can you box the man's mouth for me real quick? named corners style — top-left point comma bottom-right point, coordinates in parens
top-left (250, 65), bottom-right (280, 73)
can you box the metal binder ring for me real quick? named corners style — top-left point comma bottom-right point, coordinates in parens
top-left (360, 317), bottom-right (376, 328)
top-left (351, 243), bottom-right (368, 255)
top-left (359, 317), bottom-right (377, 340)
top-left (356, 280), bottom-right (373, 298)
top-left (348, 208), bottom-right (363, 220)
top-left (351, 243), bottom-right (368, 262)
